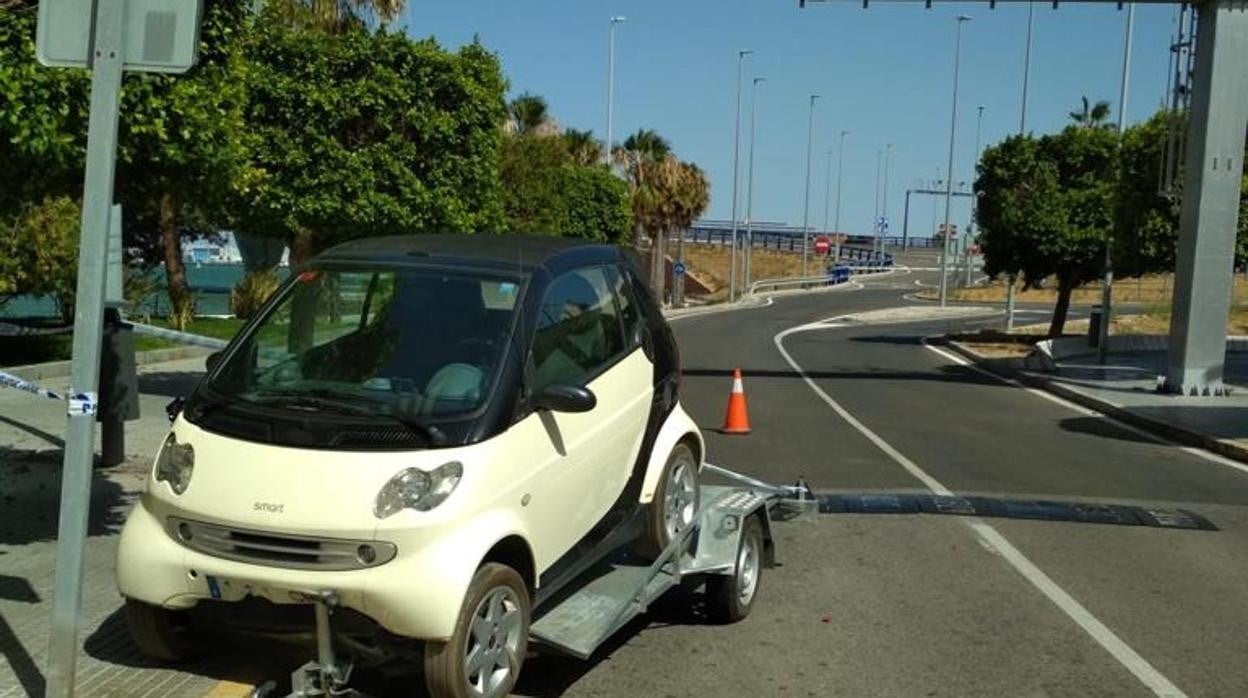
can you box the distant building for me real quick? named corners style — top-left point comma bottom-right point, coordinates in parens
top-left (183, 232), bottom-right (243, 265)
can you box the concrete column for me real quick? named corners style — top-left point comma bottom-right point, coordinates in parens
top-left (1164, 0), bottom-right (1248, 396)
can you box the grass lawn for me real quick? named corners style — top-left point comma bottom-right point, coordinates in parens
top-left (1, 316), bottom-right (246, 368)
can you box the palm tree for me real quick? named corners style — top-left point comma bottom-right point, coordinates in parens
top-left (508, 93), bottom-right (552, 136)
top-left (1069, 96), bottom-right (1113, 129)
top-left (564, 129), bottom-right (603, 166)
top-left (270, 0), bottom-right (405, 32)
top-left (613, 129), bottom-right (673, 252)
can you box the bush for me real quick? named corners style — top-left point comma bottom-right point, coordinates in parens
top-left (0, 196), bottom-right (81, 323)
top-left (230, 270), bottom-right (279, 319)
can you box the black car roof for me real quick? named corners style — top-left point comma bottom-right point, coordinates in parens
top-left (316, 234), bottom-right (624, 275)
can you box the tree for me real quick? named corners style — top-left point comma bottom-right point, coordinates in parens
top-left (1069, 96), bottom-right (1113, 129)
top-left (269, 0), bottom-right (405, 33)
top-left (622, 153), bottom-right (709, 300)
top-left (508, 92), bottom-right (554, 136)
top-left (235, 13), bottom-right (508, 261)
top-left (563, 129), bottom-right (603, 166)
top-left (0, 196), bottom-right (80, 322)
top-left (500, 133), bottom-right (630, 241)
top-left (0, 1), bottom-right (250, 327)
top-left (614, 129), bottom-right (673, 250)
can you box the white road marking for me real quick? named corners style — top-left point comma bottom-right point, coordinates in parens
top-left (922, 339), bottom-right (1248, 477)
top-left (776, 323), bottom-right (1188, 698)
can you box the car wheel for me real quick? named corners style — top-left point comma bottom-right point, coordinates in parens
top-left (124, 598), bottom-right (197, 662)
top-left (639, 442), bottom-right (700, 560)
top-left (705, 514), bottom-right (764, 624)
top-left (424, 563), bottom-right (530, 698)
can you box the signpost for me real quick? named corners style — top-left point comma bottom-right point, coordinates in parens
top-left (36, 2), bottom-right (202, 695)
top-left (813, 235), bottom-right (831, 256)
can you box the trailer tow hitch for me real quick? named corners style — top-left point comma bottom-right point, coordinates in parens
top-left (252, 590), bottom-right (366, 698)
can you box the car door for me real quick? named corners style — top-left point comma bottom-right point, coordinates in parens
top-left (515, 265), bottom-right (651, 571)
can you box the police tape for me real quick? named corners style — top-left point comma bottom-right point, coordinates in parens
top-left (128, 322), bottom-right (229, 350)
top-left (1, 370), bottom-right (65, 401)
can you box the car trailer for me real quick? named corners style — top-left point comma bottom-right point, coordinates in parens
top-left (254, 464), bottom-right (814, 698)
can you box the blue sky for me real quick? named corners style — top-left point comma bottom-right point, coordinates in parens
top-left (402, 1), bottom-right (1178, 239)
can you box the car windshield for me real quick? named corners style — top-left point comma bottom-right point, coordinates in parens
top-left (205, 266), bottom-right (521, 420)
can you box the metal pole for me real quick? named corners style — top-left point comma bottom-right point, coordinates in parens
top-left (1100, 3), bottom-right (1134, 363)
top-left (902, 190), bottom-right (912, 252)
top-left (745, 77), bottom-right (765, 292)
top-left (47, 0), bottom-right (125, 694)
top-left (729, 50), bottom-right (751, 302)
top-left (833, 130), bottom-right (848, 262)
top-left (801, 94), bottom-right (820, 278)
top-left (968, 105), bottom-right (985, 289)
top-left (1021, 2), bottom-right (1034, 133)
top-left (881, 143), bottom-right (893, 254)
top-left (940, 16), bottom-right (972, 308)
top-left (821, 148), bottom-right (833, 259)
top-left (605, 16), bottom-right (626, 166)
top-left (873, 148), bottom-right (882, 241)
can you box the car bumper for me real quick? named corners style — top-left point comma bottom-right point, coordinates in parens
top-left (116, 498), bottom-right (472, 641)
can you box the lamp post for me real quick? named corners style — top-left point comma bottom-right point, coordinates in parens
top-left (729, 49), bottom-right (753, 302)
top-left (801, 93), bottom-right (821, 277)
top-left (833, 130), bottom-right (849, 262)
top-left (1099, 3), bottom-right (1135, 362)
top-left (881, 143), bottom-right (893, 254)
top-left (605, 16), bottom-right (626, 165)
top-left (745, 76), bottom-right (766, 293)
top-left (939, 15), bottom-right (972, 308)
top-left (967, 105), bottom-right (984, 287)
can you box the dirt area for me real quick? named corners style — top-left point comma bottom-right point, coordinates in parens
top-left (676, 244), bottom-right (807, 300)
top-left (945, 273), bottom-right (1248, 306)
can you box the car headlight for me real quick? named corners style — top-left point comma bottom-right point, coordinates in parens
top-left (155, 433), bottom-right (194, 494)
top-left (374, 461), bottom-right (463, 518)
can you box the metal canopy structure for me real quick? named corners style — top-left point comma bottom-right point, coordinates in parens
top-left (802, 0), bottom-right (1248, 395)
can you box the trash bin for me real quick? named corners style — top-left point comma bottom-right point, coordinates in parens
top-left (99, 308), bottom-right (140, 466)
top-left (1087, 305), bottom-right (1102, 347)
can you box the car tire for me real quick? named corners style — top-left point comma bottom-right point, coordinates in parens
top-left (424, 563), bottom-right (530, 698)
top-left (638, 442), bottom-right (700, 560)
top-left (123, 598), bottom-right (198, 662)
top-left (705, 514), bottom-right (764, 624)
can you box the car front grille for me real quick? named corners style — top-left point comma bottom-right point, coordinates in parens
top-left (166, 516), bottom-right (396, 571)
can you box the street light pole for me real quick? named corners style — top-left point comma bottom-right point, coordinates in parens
top-left (1100, 3), bottom-right (1135, 362)
top-left (821, 147), bottom-right (833, 264)
top-left (1020, 2), bottom-right (1034, 133)
top-left (881, 143), bottom-right (893, 254)
top-left (873, 148), bottom-right (882, 239)
top-left (939, 15), bottom-right (972, 308)
top-left (729, 49), bottom-right (752, 302)
top-left (968, 105), bottom-right (984, 287)
top-left (833, 130), bottom-right (848, 262)
top-left (801, 93), bottom-right (820, 278)
top-left (605, 16), bottom-right (626, 166)
top-left (745, 76), bottom-right (765, 294)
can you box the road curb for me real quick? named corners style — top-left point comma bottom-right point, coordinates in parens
top-left (941, 338), bottom-right (1248, 467)
top-left (3, 345), bottom-right (213, 384)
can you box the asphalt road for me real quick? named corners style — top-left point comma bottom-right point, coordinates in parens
top-left (10, 262), bottom-right (1248, 697)
top-left (520, 268), bottom-right (1248, 698)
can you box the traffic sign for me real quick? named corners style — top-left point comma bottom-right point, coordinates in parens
top-left (37, 0), bottom-right (204, 74)
top-left (813, 235), bottom-right (831, 255)
top-left (673, 261), bottom-right (686, 276)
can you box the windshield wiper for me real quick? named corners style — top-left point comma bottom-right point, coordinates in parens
top-left (253, 388), bottom-right (448, 446)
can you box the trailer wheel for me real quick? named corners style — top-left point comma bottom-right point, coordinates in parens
top-left (424, 563), bottom-right (530, 698)
top-left (639, 442), bottom-right (700, 560)
top-left (124, 598), bottom-right (197, 662)
top-left (705, 515), bottom-right (763, 624)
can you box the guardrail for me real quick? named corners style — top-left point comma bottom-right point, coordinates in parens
top-left (748, 263), bottom-right (894, 295)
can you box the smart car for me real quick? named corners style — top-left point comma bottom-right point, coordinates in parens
top-left (116, 234), bottom-right (704, 697)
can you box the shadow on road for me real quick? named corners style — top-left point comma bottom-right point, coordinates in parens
top-left (682, 364), bottom-right (1003, 388)
top-left (1058, 416), bottom-right (1159, 444)
top-left (0, 455), bottom-right (132, 546)
top-left (0, 414), bottom-right (65, 449)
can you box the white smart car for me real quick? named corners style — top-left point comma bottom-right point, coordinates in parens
top-left (116, 235), bottom-right (707, 697)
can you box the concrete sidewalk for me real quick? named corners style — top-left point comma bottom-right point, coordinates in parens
top-left (946, 340), bottom-right (1248, 465)
top-left (0, 355), bottom-right (254, 697)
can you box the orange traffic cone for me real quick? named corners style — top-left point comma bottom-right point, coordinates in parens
top-left (721, 368), bottom-right (752, 434)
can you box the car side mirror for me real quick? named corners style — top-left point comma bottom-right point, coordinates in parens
top-left (206, 351), bottom-right (223, 372)
top-left (165, 397), bottom-right (185, 423)
top-left (532, 384), bottom-right (596, 413)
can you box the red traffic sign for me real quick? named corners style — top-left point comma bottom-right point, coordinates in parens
top-left (813, 235), bottom-right (831, 255)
